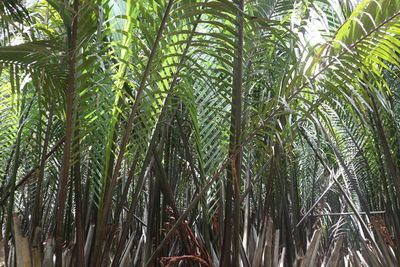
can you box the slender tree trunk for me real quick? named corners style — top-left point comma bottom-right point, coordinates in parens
top-left (222, 1), bottom-right (244, 266)
top-left (233, 1), bottom-right (244, 265)
top-left (243, 154), bottom-right (251, 254)
top-left (4, 124), bottom-right (22, 265)
top-left (144, 170), bottom-right (161, 267)
top-left (72, 128), bottom-right (84, 267)
top-left (55, 0), bottom-right (79, 265)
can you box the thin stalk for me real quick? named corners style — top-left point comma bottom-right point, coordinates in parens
top-left (233, 0), bottom-right (245, 253)
top-left (72, 128), bottom-right (84, 267)
top-left (54, 0), bottom-right (79, 265)
top-left (4, 126), bottom-right (22, 265)
top-left (31, 104), bottom-right (54, 241)
top-left (222, 0), bottom-right (244, 266)
top-left (144, 167), bottom-right (161, 267)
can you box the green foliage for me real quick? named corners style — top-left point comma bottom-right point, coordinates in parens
top-left (1, 0), bottom-right (400, 266)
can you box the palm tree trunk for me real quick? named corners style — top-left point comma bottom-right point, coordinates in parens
top-left (4, 124), bottom-right (22, 265)
top-left (55, 0), bottom-right (79, 265)
top-left (72, 128), bottom-right (84, 267)
top-left (144, 168), bottom-right (161, 267)
top-left (222, 0), bottom-right (244, 265)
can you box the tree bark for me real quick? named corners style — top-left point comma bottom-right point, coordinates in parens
top-left (221, 0), bottom-right (244, 266)
top-left (55, 0), bottom-right (79, 266)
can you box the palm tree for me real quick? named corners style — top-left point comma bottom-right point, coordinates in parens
top-left (0, 0), bottom-right (400, 266)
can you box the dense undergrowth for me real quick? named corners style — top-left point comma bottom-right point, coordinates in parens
top-left (0, 0), bottom-right (400, 266)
